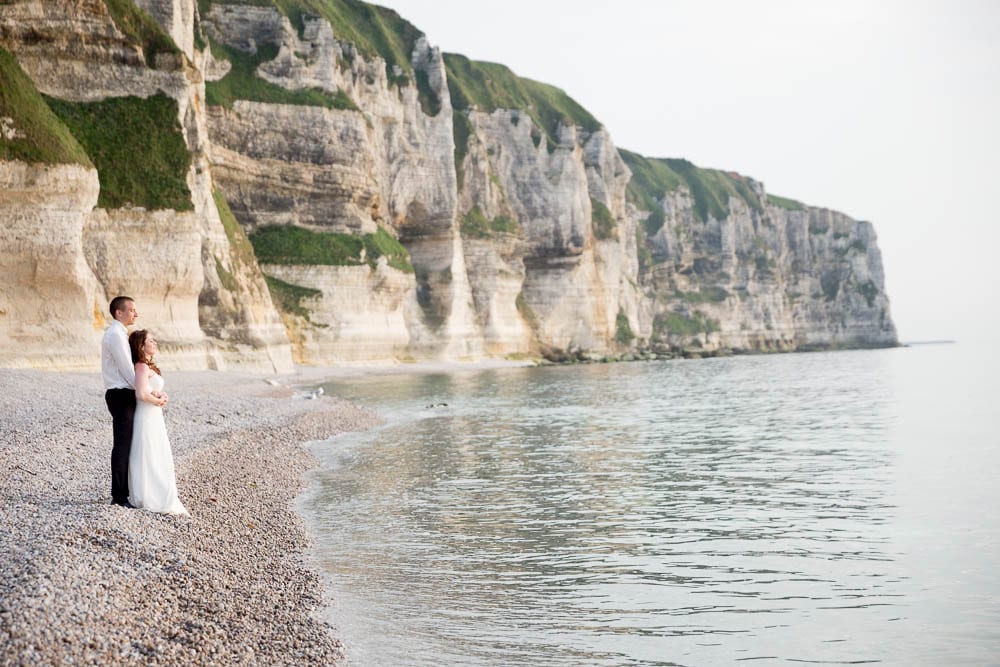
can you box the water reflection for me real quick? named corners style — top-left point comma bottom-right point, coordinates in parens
top-left (303, 351), bottom-right (926, 665)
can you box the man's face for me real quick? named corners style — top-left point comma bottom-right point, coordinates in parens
top-left (116, 301), bottom-right (138, 326)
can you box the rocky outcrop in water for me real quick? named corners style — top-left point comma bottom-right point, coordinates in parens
top-left (0, 0), bottom-right (896, 369)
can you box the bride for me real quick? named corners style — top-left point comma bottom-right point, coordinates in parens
top-left (127, 329), bottom-right (189, 516)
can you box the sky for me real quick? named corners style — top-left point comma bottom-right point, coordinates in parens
top-left (375, 0), bottom-right (1000, 344)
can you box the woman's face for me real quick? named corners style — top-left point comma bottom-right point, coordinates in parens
top-left (143, 334), bottom-right (158, 359)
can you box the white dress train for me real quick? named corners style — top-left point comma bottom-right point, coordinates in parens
top-left (128, 372), bottom-right (188, 515)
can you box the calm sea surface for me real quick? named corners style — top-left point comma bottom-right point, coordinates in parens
top-left (300, 343), bottom-right (1000, 666)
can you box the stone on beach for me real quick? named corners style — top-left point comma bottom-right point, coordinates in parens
top-left (0, 368), bottom-right (378, 665)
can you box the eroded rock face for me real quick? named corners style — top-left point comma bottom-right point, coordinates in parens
top-left (0, 162), bottom-right (105, 369)
top-left (204, 7), bottom-right (485, 363)
top-left (134, 0), bottom-right (195, 60)
top-left (261, 261), bottom-right (414, 364)
top-left (0, 0), bottom-right (188, 102)
top-left (459, 111), bottom-right (641, 354)
top-left (84, 207), bottom-right (208, 368)
top-left (642, 184), bottom-right (897, 352)
top-left (208, 101), bottom-right (379, 233)
top-left (0, 0), bottom-right (294, 372)
top-left (0, 0), bottom-right (897, 369)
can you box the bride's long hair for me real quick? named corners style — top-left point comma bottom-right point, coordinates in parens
top-left (128, 329), bottom-right (162, 376)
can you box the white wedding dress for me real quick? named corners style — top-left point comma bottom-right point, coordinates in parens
top-left (129, 372), bottom-right (188, 515)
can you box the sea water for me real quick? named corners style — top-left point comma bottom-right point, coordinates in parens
top-left (301, 343), bottom-right (999, 665)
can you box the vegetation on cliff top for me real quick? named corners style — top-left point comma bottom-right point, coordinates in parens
top-left (0, 48), bottom-right (92, 166)
top-left (767, 193), bottom-right (806, 211)
top-left (205, 40), bottom-right (359, 110)
top-left (443, 53), bottom-right (600, 149)
top-left (620, 149), bottom-right (765, 225)
top-left (200, 0), bottom-right (422, 79)
top-left (104, 0), bottom-right (181, 65)
top-left (622, 148), bottom-right (811, 227)
top-left (250, 225), bottom-right (413, 273)
top-left (45, 93), bottom-right (193, 210)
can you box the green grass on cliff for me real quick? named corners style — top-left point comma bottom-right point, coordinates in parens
top-left (621, 149), bottom-right (765, 224)
top-left (591, 197), bottom-right (617, 240)
top-left (44, 93), bottom-right (193, 210)
top-left (362, 226), bottom-right (413, 272)
top-left (452, 110), bottom-right (472, 187)
top-left (767, 193), bottom-right (806, 211)
top-left (213, 188), bottom-right (258, 272)
top-left (615, 311), bottom-right (635, 345)
top-left (264, 274), bottom-right (323, 321)
top-left (459, 207), bottom-right (519, 239)
top-left (622, 148), bottom-right (811, 226)
top-left (443, 53), bottom-right (600, 149)
top-left (205, 40), bottom-right (359, 110)
top-left (620, 148), bottom-right (682, 217)
top-left (0, 47), bottom-right (92, 166)
top-left (674, 287), bottom-right (729, 304)
top-left (285, 0), bottom-right (421, 79)
top-left (200, 0), bottom-right (422, 80)
top-left (104, 0), bottom-right (181, 65)
top-left (251, 224), bottom-right (413, 273)
top-left (653, 311), bottom-right (720, 337)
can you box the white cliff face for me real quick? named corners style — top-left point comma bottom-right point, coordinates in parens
top-left (204, 7), bottom-right (484, 362)
top-left (262, 261), bottom-right (414, 363)
top-left (84, 207), bottom-right (209, 368)
top-left (462, 111), bottom-right (640, 354)
top-left (0, 162), bottom-right (105, 369)
top-left (0, 0), bottom-right (294, 371)
top-left (642, 186), bottom-right (897, 352)
top-left (454, 114), bottom-right (532, 355)
top-left (0, 0), bottom-right (897, 368)
top-left (0, 0), bottom-right (188, 102)
top-left (207, 101), bottom-right (380, 233)
top-left (134, 0), bottom-right (195, 60)
top-left (584, 129), bottom-right (644, 349)
top-left (460, 234), bottom-right (533, 355)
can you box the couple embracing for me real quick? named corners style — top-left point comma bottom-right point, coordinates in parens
top-left (102, 296), bottom-right (188, 516)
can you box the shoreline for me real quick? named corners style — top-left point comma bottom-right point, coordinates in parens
top-left (0, 368), bottom-right (380, 665)
top-left (287, 357), bottom-right (536, 382)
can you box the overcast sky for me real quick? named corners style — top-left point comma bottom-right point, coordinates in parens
top-left (376, 0), bottom-right (999, 344)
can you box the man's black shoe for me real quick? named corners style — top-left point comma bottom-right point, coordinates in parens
top-left (111, 500), bottom-right (136, 508)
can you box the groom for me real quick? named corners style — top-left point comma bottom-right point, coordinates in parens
top-left (101, 296), bottom-right (166, 507)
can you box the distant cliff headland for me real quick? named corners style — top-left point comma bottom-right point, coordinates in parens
top-left (0, 0), bottom-right (897, 370)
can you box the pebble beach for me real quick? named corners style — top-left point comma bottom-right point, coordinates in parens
top-left (0, 368), bottom-right (379, 665)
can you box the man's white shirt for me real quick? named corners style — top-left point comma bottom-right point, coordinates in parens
top-left (102, 321), bottom-right (135, 390)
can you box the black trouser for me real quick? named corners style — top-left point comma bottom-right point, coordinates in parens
top-left (105, 388), bottom-right (136, 503)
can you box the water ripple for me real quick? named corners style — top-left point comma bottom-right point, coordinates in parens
top-left (303, 346), bottom-right (1000, 665)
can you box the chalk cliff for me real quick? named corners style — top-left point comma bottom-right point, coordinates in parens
top-left (620, 151), bottom-right (896, 354)
top-left (0, 0), bottom-right (896, 370)
top-left (1, 0), bottom-right (292, 371)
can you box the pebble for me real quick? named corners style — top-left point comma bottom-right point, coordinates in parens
top-left (0, 368), bottom-right (379, 665)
